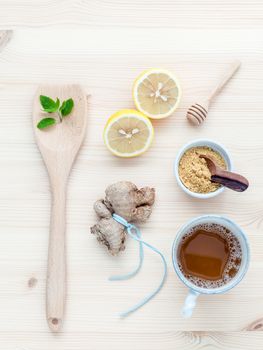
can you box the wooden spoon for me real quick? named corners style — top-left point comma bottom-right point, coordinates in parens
top-left (187, 60), bottom-right (241, 125)
top-left (33, 85), bottom-right (88, 332)
top-left (200, 155), bottom-right (249, 192)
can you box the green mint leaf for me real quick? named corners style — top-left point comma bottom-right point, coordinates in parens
top-left (60, 98), bottom-right (74, 117)
top-left (37, 117), bottom-right (56, 129)
top-left (40, 95), bottom-right (60, 113)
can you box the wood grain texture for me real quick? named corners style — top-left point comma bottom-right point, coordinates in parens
top-left (0, 30), bottom-right (13, 50)
top-left (0, 332), bottom-right (263, 350)
top-left (0, 0), bottom-right (262, 29)
top-left (0, 4), bottom-right (263, 349)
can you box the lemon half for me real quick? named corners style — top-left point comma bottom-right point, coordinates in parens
top-left (133, 68), bottom-right (182, 119)
top-left (103, 109), bottom-right (154, 158)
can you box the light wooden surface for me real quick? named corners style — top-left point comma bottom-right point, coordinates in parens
top-left (0, 1), bottom-right (263, 348)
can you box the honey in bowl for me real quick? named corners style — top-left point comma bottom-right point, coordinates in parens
top-left (178, 223), bottom-right (242, 288)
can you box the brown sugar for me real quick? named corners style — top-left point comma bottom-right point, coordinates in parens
top-left (179, 146), bottom-right (226, 193)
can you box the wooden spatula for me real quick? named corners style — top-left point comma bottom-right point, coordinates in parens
top-left (33, 85), bottom-right (88, 332)
top-left (200, 154), bottom-right (249, 192)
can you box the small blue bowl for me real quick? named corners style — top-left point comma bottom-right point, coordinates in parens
top-left (174, 139), bottom-right (233, 199)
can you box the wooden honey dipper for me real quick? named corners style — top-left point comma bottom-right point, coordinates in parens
top-left (187, 60), bottom-right (241, 125)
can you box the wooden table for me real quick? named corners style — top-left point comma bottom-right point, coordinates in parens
top-left (0, 1), bottom-right (262, 348)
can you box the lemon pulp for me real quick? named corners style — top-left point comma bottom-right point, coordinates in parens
top-left (104, 110), bottom-right (154, 157)
top-left (133, 68), bottom-right (182, 119)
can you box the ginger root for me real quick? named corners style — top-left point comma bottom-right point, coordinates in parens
top-left (90, 181), bottom-right (155, 255)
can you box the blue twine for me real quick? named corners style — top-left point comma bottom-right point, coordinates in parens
top-left (109, 221), bottom-right (144, 281)
top-left (110, 214), bottom-right (167, 318)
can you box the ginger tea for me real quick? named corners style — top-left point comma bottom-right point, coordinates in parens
top-left (178, 223), bottom-right (242, 288)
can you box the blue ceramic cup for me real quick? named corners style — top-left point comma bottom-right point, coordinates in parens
top-left (172, 215), bottom-right (250, 318)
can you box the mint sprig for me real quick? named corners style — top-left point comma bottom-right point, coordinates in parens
top-left (37, 95), bottom-right (75, 129)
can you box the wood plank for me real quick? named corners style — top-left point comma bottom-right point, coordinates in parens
top-left (0, 11), bottom-right (262, 349)
top-left (0, 0), bottom-right (262, 29)
top-left (0, 332), bottom-right (263, 350)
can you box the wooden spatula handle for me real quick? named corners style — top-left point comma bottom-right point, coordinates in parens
top-left (46, 183), bottom-right (67, 332)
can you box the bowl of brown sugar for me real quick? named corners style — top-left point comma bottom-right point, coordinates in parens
top-left (174, 139), bottom-right (233, 199)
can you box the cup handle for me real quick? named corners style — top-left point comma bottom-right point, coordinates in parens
top-left (182, 289), bottom-right (200, 318)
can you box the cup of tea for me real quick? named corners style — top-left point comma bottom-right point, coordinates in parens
top-left (172, 215), bottom-right (250, 318)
